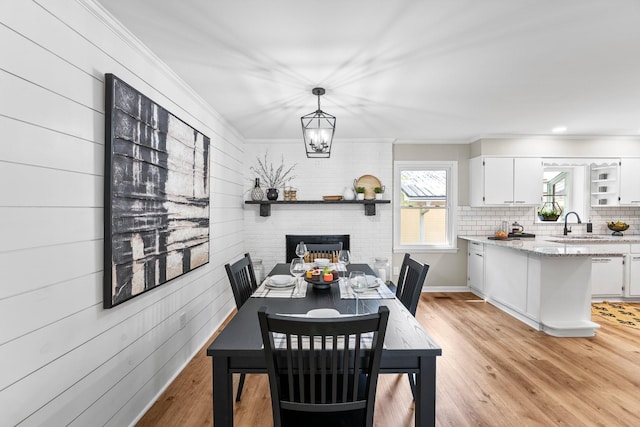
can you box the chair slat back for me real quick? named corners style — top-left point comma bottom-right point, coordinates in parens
top-left (225, 253), bottom-right (258, 309)
top-left (396, 253), bottom-right (430, 316)
top-left (259, 306), bottom-right (389, 427)
top-left (304, 243), bottom-right (343, 263)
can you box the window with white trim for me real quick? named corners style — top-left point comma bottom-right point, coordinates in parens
top-left (394, 161), bottom-right (457, 252)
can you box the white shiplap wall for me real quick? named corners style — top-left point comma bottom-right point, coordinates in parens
top-left (243, 140), bottom-right (393, 274)
top-left (0, 1), bottom-right (244, 425)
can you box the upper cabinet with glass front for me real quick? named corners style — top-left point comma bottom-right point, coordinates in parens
top-left (590, 162), bottom-right (619, 207)
top-left (469, 157), bottom-right (542, 206)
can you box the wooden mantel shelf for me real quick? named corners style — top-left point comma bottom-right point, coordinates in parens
top-left (245, 199), bottom-right (391, 217)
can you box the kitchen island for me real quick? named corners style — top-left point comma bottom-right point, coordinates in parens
top-left (459, 235), bottom-right (639, 337)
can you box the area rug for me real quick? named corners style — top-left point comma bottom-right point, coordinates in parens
top-left (592, 302), bottom-right (640, 330)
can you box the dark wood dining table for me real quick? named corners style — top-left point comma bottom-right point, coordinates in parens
top-left (207, 263), bottom-right (442, 426)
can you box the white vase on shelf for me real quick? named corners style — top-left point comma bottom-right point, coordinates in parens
top-left (343, 186), bottom-right (355, 200)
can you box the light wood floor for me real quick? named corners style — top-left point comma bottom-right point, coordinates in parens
top-left (137, 293), bottom-right (640, 426)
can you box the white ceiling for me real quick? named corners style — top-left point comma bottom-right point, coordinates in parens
top-left (97, 0), bottom-right (640, 142)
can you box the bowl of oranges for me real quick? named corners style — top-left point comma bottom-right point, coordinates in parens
top-left (607, 221), bottom-right (629, 236)
top-left (493, 230), bottom-right (508, 240)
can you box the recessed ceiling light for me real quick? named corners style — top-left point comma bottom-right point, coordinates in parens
top-left (552, 126), bottom-right (567, 133)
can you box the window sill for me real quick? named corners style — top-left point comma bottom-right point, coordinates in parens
top-left (394, 245), bottom-right (459, 254)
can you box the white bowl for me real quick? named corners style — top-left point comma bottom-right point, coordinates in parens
top-left (270, 275), bottom-right (293, 286)
top-left (314, 258), bottom-right (330, 267)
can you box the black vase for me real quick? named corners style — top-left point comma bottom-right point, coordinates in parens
top-left (266, 188), bottom-right (279, 200)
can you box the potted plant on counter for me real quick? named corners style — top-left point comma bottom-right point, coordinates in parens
top-left (355, 186), bottom-right (365, 200)
top-left (537, 201), bottom-right (563, 221)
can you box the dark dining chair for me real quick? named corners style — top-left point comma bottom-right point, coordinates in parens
top-left (258, 306), bottom-right (390, 427)
top-left (224, 252), bottom-right (259, 401)
top-left (395, 253), bottom-right (430, 398)
top-left (304, 242), bottom-right (343, 263)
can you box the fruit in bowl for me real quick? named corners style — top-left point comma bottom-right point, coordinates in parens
top-left (607, 221), bottom-right (629, 235)
top-left (494, 230), bottom-right (508, 239)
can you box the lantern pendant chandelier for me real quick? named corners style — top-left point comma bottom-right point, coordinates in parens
top-left (301, 87), bottom-right (336, 158)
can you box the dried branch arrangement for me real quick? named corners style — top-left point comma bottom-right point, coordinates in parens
top-left (250, 151), bottom-right (297, 188)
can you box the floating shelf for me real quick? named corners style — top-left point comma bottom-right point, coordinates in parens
top-left (245, 199), bottom-right (390, 217)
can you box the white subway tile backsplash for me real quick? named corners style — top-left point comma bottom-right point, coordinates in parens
top-left (456, 205), bottom-right (640, 236)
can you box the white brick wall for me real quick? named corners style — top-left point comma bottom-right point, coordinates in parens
top-left (243, 140), bottom-right (393, 274)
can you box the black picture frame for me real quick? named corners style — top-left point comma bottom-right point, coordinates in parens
top-left (104, 74), bottom-right (211, 308)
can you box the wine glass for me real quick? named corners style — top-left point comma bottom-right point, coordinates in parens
top-left (295, 242), bottom-right (307, 263)
top-left (290, 258), bottom-right (306, 296)
top-left (348, 271), bottom-right (367, 314)
top-left (338, 249), bottom-right (351, 277)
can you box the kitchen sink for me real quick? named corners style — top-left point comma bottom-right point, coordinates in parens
top-left (559, 235), bottom-right (605, 239)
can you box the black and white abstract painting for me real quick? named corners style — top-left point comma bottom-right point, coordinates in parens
top-left (104, 74), bottom-right (210, 308)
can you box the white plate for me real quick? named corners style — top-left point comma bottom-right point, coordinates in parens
top-left (306, 308), bottom-right (341, 318)
top-left (365, 275), bottom-right (380, 288)
top-left (269, 275), bottom-right (294, 287)
top-left (266, 282), bottom-right (295, 289)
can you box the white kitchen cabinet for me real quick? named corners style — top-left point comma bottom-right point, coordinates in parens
top-left (619, 159), bottom-right (640, 205)
top-left (630, 255), bottom-right (640, 296)
top-left (469, 157), bottom-right (542, 206)
top-left (629, 244), bottom-right (640, 297)
top-left (467, 241), bottom-right (484, 294)
top-left (513, 158), bottom-right (543, 205)
top-left (591, 256), bottom-right (624, 297)
top-left (485, 245), bottom-right (528, 313)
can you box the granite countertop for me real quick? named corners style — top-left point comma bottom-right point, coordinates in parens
top-left (458, 234), bottom-right (640, 257)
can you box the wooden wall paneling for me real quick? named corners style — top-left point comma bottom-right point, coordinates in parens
top-left (0, 240), bottom-right (101, 299)
top-left (40, 0), bottom-right (243, 149)
top-left (0, 207), bottom-right (101, 252)
top-left (213, 176), bottom-right (243, 198)
top-left (0, 162), bottom-right (102, 207)
top-left (210, 193), bottom-right (243, 210)
top-left (0, 1), bottom-right (119, 87)
top-left (0, 116), bottom-right (102, 174)
top-left (210, 233), bottom-right (243, 257)
top-left (0, 1), bottom-right (245, 424)
top-left (0, 272), bottom-right (101, 345)
top-left (0, 268), bottom-right (214, 425)
top-left (0, 23), bottom-right (103, 110)
top-left (0, 73), bottom-right (102, 142)
top-left (72, 291), bottom-right (232, 427)
top-left (0, 261), bottom-right (210, 392)
top-left (17, 279), bottom-right (221, 426)
top-left (211, 206), bottom-right (244, 225)
top-left (210, 218), bottom-right (243, 239)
